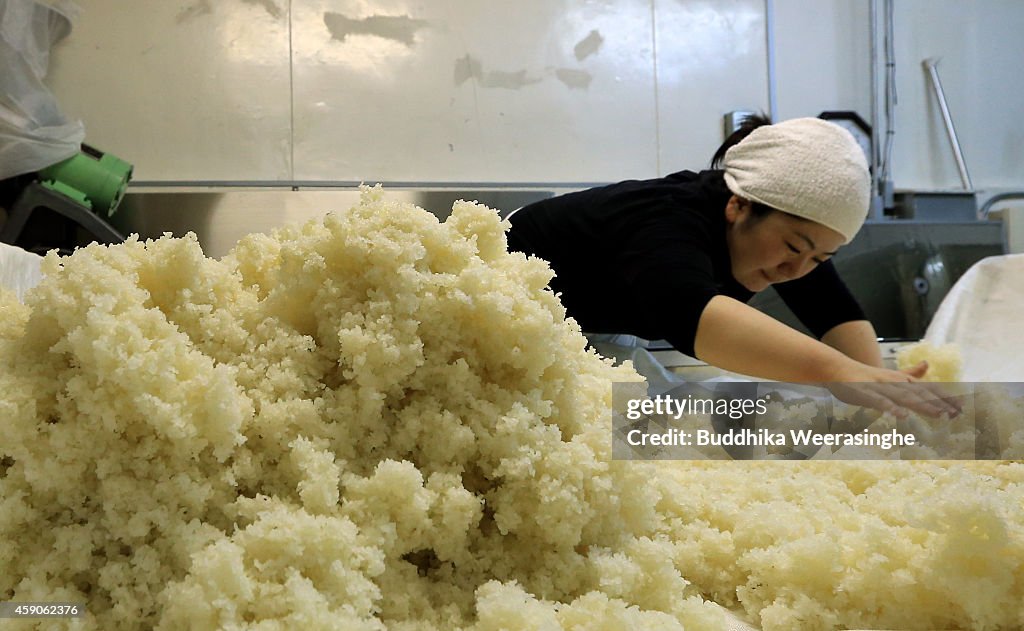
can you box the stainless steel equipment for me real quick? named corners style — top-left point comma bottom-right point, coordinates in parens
top-left (750, 220), bottom-right (1004, 340)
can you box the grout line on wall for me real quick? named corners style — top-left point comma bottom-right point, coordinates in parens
top-left (765, 0), bottom-right (778, 121)
top-left (288, 0), bottom-right (295, 181)
top-left (651, 0), bottom-right (661, 175)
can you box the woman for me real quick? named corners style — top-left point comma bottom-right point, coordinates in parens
top-left (507, 115), bottom-right (956, 417)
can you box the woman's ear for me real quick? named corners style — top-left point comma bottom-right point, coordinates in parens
top-left (725, 195), bottom-right (748, 225)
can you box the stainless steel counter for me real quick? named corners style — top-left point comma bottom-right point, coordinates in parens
top-left (651, 339), bottom-right (915, 376)
top-left (112, 188), bottom-right (556, 259)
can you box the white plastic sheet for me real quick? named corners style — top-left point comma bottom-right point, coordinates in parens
top-left (0, 0), bottom-right (84, 179)
top-left (0, 241), bottom-right (42, 301)
top-left (924, 253), bottom-right (1024, 381)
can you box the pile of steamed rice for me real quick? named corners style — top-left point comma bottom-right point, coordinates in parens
top-left (1, 189), bottom-right (1021, 630)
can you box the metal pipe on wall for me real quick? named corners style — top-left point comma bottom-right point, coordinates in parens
top-left (869, 0), bottom-right (881, 218)
top-left (923, 57), bottom-right (973, 191)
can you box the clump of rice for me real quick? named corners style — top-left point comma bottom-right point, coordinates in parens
top-left (896, 341), bottom-right (962, 381)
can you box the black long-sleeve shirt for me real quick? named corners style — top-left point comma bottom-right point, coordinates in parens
top-left (506, 169), bottom-right (865, 357)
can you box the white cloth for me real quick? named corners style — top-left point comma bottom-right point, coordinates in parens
top-left (924, 254), bottom-right (1024, 381)
top-left (722, 117), bottom-right (870, 243)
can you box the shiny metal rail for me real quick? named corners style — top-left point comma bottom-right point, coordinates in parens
top-left (978, 191), bottom-right (1024, 219)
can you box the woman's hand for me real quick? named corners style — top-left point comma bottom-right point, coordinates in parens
top-left (825, 360), bottom-right (963, 419)
top-left (693, 298), bottom-right (963, 418)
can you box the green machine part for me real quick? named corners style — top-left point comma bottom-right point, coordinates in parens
top-left (38, 145), bottom-right (133, 217)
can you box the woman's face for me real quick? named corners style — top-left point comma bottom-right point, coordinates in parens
top-left (724, 195), bottom-right (846, 292)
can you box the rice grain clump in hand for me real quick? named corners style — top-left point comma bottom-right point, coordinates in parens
top-left (896, 341), bottom-right (962, 381)
top-left (2, 188), bottom-right (1023, 630)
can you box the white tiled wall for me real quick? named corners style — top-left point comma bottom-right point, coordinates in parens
top-left (888, 0), bottom-right (1024, 191)
top-left (292, 0), bottom-right (663, 183)
top-left (655, 0), bottom-right (769, 173)
top-left (47, 0), bottom-right (293, 181)
top-left (46, 0), bottom-right (768, 183)
top-left (44, 1), bottom-right (1024, 192)
top-left (770, 0), bottom-right (871, 123)
top-left (772, 0), bottom-right (1024, 194)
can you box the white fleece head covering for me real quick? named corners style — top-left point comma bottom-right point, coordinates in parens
top-left (722, 117), bottom-right (870, 243)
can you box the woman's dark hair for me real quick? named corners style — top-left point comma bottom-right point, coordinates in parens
top-left (709, 112), bottom-right (772, 169)
top-left (711, 113), bottom-right (776, 219)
